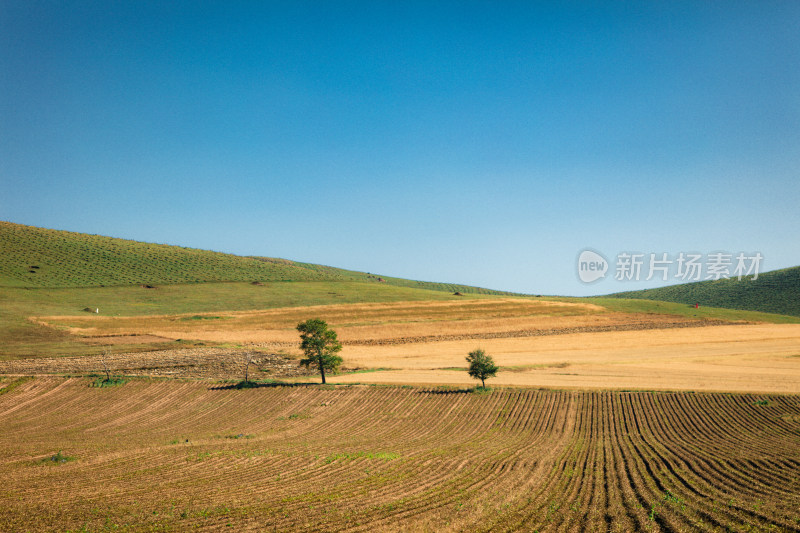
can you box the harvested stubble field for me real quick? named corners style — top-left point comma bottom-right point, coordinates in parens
top-left (329, 323), bottom-right (800, 394)
top-left (0, 377), bottom-right (798, 532)
top-left (25, 298), bottom-right (800, 393)
top-left (31, 299), bottom-right (606, 345)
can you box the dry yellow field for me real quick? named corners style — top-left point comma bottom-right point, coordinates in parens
top-left (25, 298), bottom-right (800, 394)
top-left (34, 298), bottom-right (603, 344)
top-left (327, 324), bottom-right (800, 394)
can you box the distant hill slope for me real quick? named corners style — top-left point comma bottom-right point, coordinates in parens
top-left (607, 266), bottom-right (800, 317)
top-left (0, 221), bottom-right (511, 295)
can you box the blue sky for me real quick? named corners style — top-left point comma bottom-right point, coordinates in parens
top-left (2, 1), bottom-right (798, 295)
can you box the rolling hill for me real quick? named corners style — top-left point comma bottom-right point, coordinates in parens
top-left (0, 221), bottom-right (509, 295)
top-left (0, 221), bottom-right (519, 357)
top-left (2, 221), bottom-right (797, 359)
top-left (607, 266), bottom-right (800, 317)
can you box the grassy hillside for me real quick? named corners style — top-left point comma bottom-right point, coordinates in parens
top-left (607, 266), bottom-right (800, 317)
top-left (0, 221), bottom-right (510, 295)
top-left (575, 297), bottom-right (800, 324)
top-left (0, 221), bottom-right (513, 358)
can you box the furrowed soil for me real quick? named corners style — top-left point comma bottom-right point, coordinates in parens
top-left (0, 378), bottom-right (797, 532)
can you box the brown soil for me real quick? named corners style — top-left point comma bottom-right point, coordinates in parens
top-left (78, 334), bottom-right (175, 345)
top-left (345, 316), bottom-right (735, 345)
top-left (0, 380), bottom-right (796, 531)
top-left (0, 348), bottom-right (309, 380)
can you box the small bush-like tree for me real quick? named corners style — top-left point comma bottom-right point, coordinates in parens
top-left (297, 319), bottom-right (343, 384)
top-left (466, 348), bottom-right (498, 388)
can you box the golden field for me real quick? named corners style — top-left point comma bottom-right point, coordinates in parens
top-left (20, 298), bottom-right (800, 394)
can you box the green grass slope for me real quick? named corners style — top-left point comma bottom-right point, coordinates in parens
top-left (0, 221), bottom-right (514, 358)
top-left (0, 221), bottom-right (333, 287)
top-left (0, 221), bottom-right (509, 295)
top-left (606, 266), bottom-right (800, 317)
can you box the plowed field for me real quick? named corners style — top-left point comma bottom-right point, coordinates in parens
top-left (1, 377), bottom-right (797, 532)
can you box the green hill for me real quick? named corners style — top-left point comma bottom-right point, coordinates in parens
top-left (607, 266), bottom-right (800, 317)
top-left (0, 221), bottom-right (508, 295)
top-left (0, 221), bottom-right (519, 358)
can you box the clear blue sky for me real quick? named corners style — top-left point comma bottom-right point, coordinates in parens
top-left (2, 1), bottom-right (798, 295)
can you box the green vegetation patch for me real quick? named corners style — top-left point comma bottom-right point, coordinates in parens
top-left (277, 412), bottom-right (312, 421)
top-left (90, 377), bottom-right (127, 388)
top-left (37, 450), bottom-right (75, 465)
top-left (605, 266), bottom-right (800, 318)
top-left (324, 451), bottom-right (400, 464)
top-left (233, 380), bottom-right (262, 389)
top-left (223, 433), bottom-right (254, 440)
top-left (566, 296), bottom-right (800, 324)
top-left (0, 221), bottom-right (340, 288)
top-left (0, 376), bottom-right (33, 395)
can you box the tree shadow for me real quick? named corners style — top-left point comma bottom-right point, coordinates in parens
top-left (208, 380), bottom-right (321, 390)
top-left (416, 387), bottom-right (475, 395)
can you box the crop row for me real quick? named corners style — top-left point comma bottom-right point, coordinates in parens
top-left (0, 378), bottom-right (797, 531)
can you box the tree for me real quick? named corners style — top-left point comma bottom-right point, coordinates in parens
top-left (466, 348), bottom-right (498, 388)
top-left (297, 318), bottom-right (343, 384)
top-left (100, 349), bottom-right (111, 383)
top-left (243, 353), bottom-right (256, 384)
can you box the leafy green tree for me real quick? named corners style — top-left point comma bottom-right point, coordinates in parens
top-left (466, 348), bottom-right (498, 388)
top-left (297, 318), bottom-right (343, 384)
